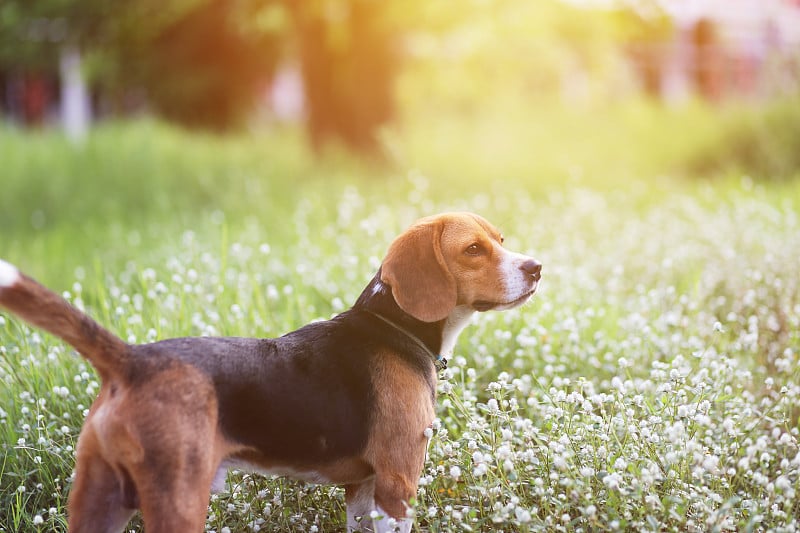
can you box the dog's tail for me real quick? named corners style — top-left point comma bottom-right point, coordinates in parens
top-left (0, 259), bottom-right (129, 379)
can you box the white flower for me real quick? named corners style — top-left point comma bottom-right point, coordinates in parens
top-left (775, 475), bottom-right (791, 491)
top-left (496, 444), bottom-right (513, 461)
top-left (33, 515), bottom-right (44, 525)
top-left (515, 507), bottom-right (532, 523)
top-left (450, 466), bottom-right (461, 480)
top-left (603, 472), bottom-right (622, 490)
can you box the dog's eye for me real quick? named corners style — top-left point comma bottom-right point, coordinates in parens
top-left (465, 243), bottom-right (483, 256)
top-left (500, 235), bottom-right (505, 244)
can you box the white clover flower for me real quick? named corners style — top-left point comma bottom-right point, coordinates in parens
top-left (701, 454), bottom-right (720, 474)
top-left (722, 417), bottom-right (736, 435)
top-left (603, 472), bottom-right (622, 490)
top-left (496, 445), bottom-right (512, 461)
top-left (515, 507), bottom-right (532, 523)
top-left (775, 475), bottom-right (791, 492)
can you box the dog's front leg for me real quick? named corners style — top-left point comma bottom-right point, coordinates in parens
top-left (345, 477), bottom-right (413, 533)
top-left (345, 480), bottom-right (377, 532)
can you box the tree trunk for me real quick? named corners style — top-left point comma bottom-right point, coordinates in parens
top-left (59, 45), bottom-right (91, 143)
top-left (291, 0), bottom-right (397, 156)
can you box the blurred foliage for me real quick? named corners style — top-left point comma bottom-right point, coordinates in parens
top-left (686, 96), bottom-right (800, 181)
top-left (0, 0), bottom-right (686, 146)
top-left (0, 0), bottom-right (284, 130)
top-left (0, 0), bottom-right (199, 72)
top-left (125, 0), bottom-right (284, 130)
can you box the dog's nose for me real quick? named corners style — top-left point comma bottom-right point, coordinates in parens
top-left (520, 259), bottom-right (542, 281)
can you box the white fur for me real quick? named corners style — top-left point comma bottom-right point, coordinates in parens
top-left (496, 250), bottom-right (538, 309)
top-left (345, 483), bottom-right (413, 533)
top-left (371, 504), bottom-right (413, 533)
top-left (0, 259), bottom-right (20, 288)
top-left (346, 480), bottom-right (376, 532)
top-left (371, 279), bottom-right (387, 297)
top-left (211, 459), bottom-right (331, 494)
top-left (441, 305), bottom-right (474, 357)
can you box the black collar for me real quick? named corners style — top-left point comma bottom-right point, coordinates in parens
top-left (363, 309), bottom-right (448, 371)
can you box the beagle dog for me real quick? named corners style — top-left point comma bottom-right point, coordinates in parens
top-left (0, 212), bottom-right (541, 533)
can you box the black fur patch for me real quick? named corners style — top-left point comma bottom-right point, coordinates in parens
top-left (127, 270), bottom-right (441, 466)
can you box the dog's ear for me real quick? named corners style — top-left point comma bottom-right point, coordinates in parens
top-left (381, 219), bottom-right (457, 322)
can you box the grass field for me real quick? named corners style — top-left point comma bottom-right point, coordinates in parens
top-left (1, 99), bottom-right (799, 532)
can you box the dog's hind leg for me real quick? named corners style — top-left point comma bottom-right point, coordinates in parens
top-left (136, 483), bottom-right (212, 533)
top-left (130, 409), bottom-right (222, 531)
top-left (67, 430), bottom-right (136, 533)
top-left (132, 443), bottom-right (220, 533)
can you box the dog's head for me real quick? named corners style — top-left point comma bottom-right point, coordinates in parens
top-left (381, 212), bottom-right (541, 322)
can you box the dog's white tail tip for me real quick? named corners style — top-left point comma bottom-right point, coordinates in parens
top-left (0, 259), bottom-right (21, 288)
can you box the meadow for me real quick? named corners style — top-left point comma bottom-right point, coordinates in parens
top-left (1, 98), bottom-right (799, 532)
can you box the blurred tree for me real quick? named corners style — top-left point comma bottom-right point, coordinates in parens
top-left (125, 0), bottom-right (284, 130)
top-left (0, 0), bottom-right (282, 130)
top-left (611, 3), bottom-right (674, 98)
top-left (288, 0), bottom-right (398, 154)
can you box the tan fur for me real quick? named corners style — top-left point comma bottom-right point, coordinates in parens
top-left (382, 212), bottom-right (512, 322)
top-left (364, 353), bottom-right (436, 518)
top-left (381, 218), bottom-right (457, 322)
top-left (67, 360), bottom-right (230, 532)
